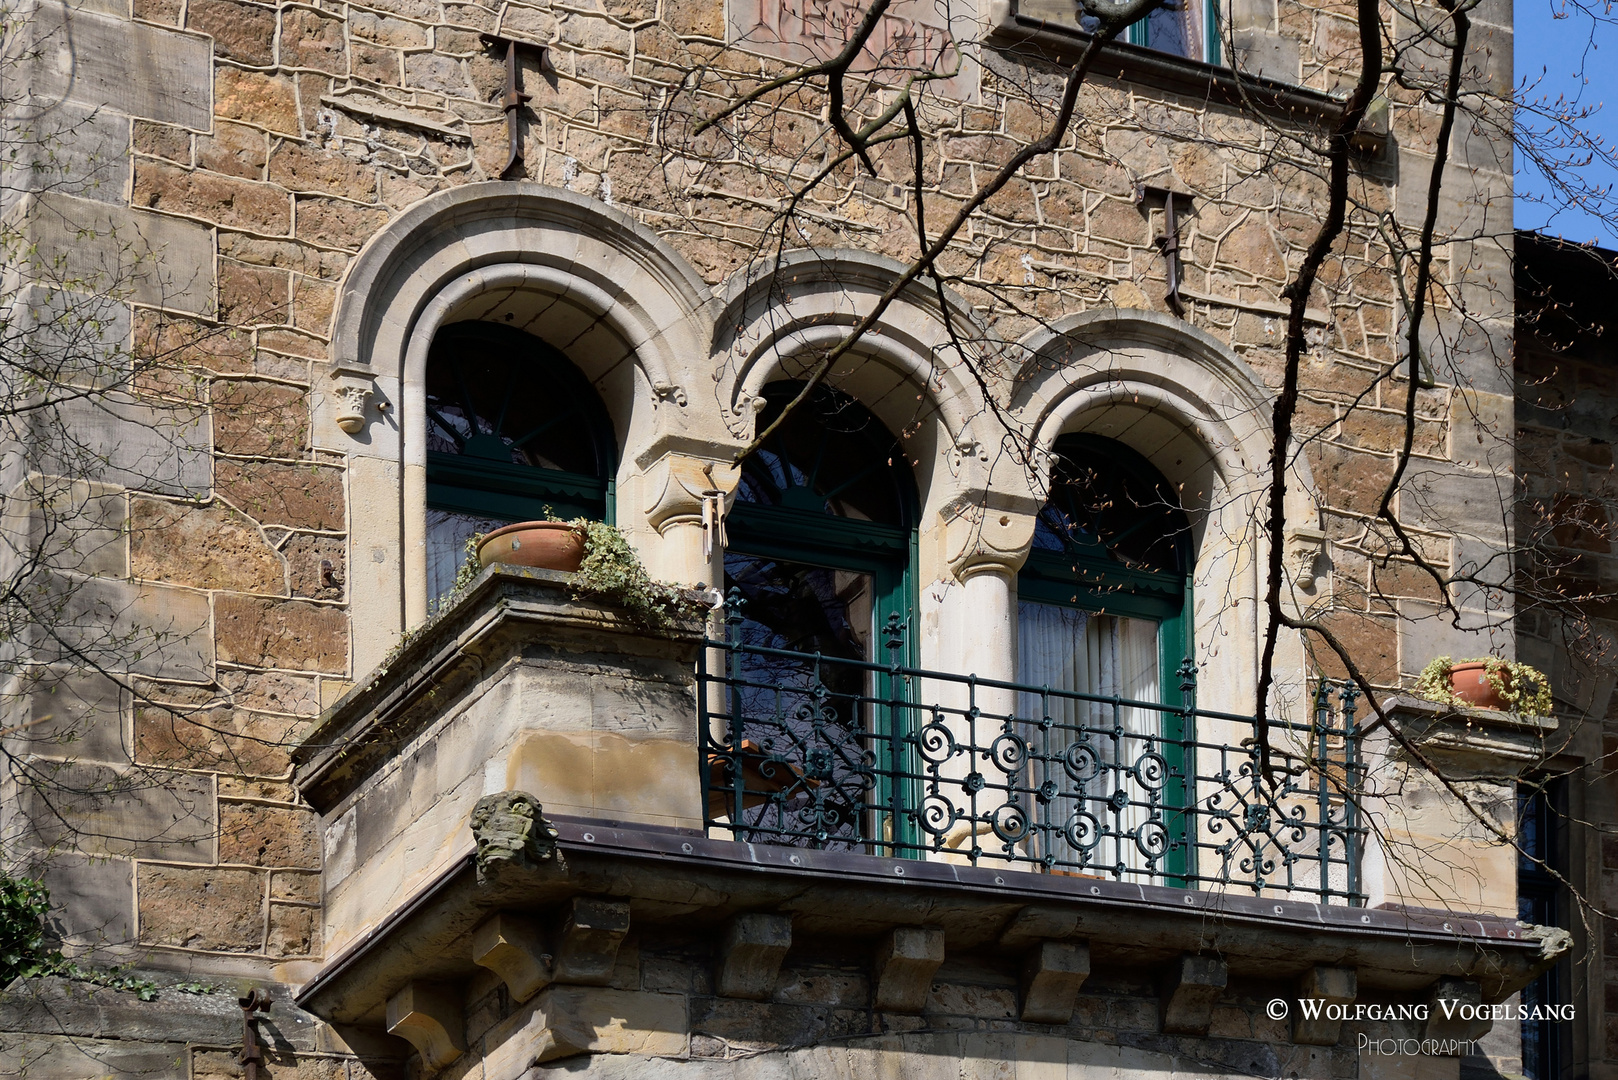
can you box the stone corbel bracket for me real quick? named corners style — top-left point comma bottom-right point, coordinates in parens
top-left (1159, 953), bottom-right (1228, 1036)
top-left (1021, 940), bottom-right (1090, 1024)
top-left (328, 363), bottom-right (378, 435)
top-left (940, 492), bottom-right (1038, 581)
top-left (1285, 526), bottom-right (1327, 591)
top-left (643, 454), bottom-right (741, 535)
top-left (472, 912), bottom-right (551, 1003)
top-left (872, 926), bottom-right (945, 1013)
top-left (1292, 965), bottom-right (1356, 1046)
top-left (552, 896), bottom-right (631, 985)
top-left (716, 912), bottom-right (792, 1000)
top-left (386, 981), bottom-right (464, 1073)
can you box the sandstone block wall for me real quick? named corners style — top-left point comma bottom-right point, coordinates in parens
top-left (0, 0), bottom-right (1516, 1072)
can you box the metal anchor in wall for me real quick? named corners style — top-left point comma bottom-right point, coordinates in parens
top-left (238, 988), bottom-right (272, 1079)
top-left (1136, 184), bottom-right (1193, 317)
top-left (481, 34), bottom-right (547, 180)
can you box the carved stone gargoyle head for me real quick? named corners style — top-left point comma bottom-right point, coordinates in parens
top-left (470, 790), bottom-right (560, 883)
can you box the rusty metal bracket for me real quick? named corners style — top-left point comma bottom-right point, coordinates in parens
top-left (481, 34), bottom-right (546, 180)
top-left (1136, 185), bottom-right (1193, 318)
top-left (238, 988), bottom-right (272, 1080)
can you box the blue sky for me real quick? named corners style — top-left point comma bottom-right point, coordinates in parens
top-left (1515, 1), bottom-right (1618, 246)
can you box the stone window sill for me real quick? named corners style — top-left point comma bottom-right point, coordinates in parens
top-left (983, 0), bottom-right (1345, 128)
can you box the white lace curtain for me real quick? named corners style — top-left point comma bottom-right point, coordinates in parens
top-left (1016, 601), bottom-right (1161, 875)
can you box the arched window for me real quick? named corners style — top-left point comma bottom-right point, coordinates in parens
top-left (1016, 433), bottom-right (1194, 881)
top-left (725, 381), bottom-right (915, 653)
top-left (424, 322), bottom-right (616, 601)
top-left (718, 381), bottom-right (918, 848)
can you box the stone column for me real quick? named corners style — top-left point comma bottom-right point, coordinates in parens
top-left (922, 505), bottom-right (1034, 862)
top-left (638, 452), bottom-right (740, 590)
top-left (1360, 695), bottom-right (1556, 917)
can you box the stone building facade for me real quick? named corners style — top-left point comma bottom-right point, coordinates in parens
top-left (1512, 231), bottom-right (1618, 1080)
top-left (0, 0), bottom-right (1548, 1076)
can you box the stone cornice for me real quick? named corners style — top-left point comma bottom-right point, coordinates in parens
top-left (295, 815), bottom-right (1565, 1029)
top-left (292, 568), bottom-right (705, 811)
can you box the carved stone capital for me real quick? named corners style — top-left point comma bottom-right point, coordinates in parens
top-left (328, 364), bottom-right (377, 435)
top-left (939, 494), bottom-right (1037, 581)
top-left (1285, 526), bottom-right (1327, 590)
top-left (470, 790), bottom-right (559, 883)
top-left (642, 453), bottom-right (741, 534)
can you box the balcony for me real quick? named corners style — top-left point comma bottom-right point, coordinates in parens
top-left (292, 569), bottom-right (1562, 1068)
top-left (701, 593), bottom-right (1365, 904)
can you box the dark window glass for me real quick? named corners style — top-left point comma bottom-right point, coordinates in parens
top-left (1145, 5), bottom-right (1194, 56)
top-left (1518, 780), bottom-right (1566, 1080)
top-left (1016, 434), bottom-right (1192, 881)
top-left (716, 382), bottom-right (916, 851)
top-left (735, 383), bottom-right (911, 528)
top-left (423, 322), bottom-right (615, 602)
top-left (1126, 0), bottom-right (1215, 63)
top-left (425, 323), bottom-right (611, 477)
top-left (1030, 432), bottom-right (1192, 580)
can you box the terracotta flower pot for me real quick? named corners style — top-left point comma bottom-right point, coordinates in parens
top-left (476, 521), bottom-right (586, 573)
top-left (1447, 661), bottom-right (1507, 710)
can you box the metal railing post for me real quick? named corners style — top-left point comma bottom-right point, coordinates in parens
top-left (885, 614), bottom-right (905, 858)
top-left (1177, 657), bottom-right (1198, 886)
top-left (1339, 680), bottom-right (1362, 904)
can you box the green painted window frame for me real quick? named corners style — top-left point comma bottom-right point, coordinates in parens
top-left (423, 322), bottom-right (618, 528)
top-left (1016, 435), bottom-right (1195, 884)
top-left (724, 384), bottom-right (921, 853)
top-left (1126, 0), bottom-right (1222, 65)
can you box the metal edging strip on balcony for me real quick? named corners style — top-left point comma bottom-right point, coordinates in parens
top-left (549, 818), bottom-right (1519, 944)
top-left (294, 815), bottom-right (1538, 1016)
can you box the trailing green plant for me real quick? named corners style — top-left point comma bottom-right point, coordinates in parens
top-left (1414, 656), bottom-right (1554, 715)
top-left (449, 530), bottom-right (487, 598)
top-left (0, 872), bottom-right (51, 987)
top-left (432, 513), bottom-right (699, 631)
top-left (569, 518), bottom-right (697, 631)
top-left (424, 531), bottom-right (489, 622)
top-left (0, 872), bottom-right (211, 998)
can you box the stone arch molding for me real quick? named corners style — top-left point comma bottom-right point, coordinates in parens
top-left (711, 250), bottom-right (999, 533)
top-left (1009, 309), bottom-right (1324, 713)
top-left (321, 182), bottom-right (723, 670)
top-left (1016, 306), bottom-right (1320, 521)
top-left (321, 187), bottom-right (1010, 670)
top-left (320, 182), bottom-right (715, 450)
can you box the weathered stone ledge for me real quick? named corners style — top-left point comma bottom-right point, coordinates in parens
top-left (295, 814), bottom-right (1565, 1032)
top-left (292, 565), bottom-right (706, 809)
top-left (983, 0), bottom-right (1347, 125)
top-left (1378, 693), bottom-right (1559, 775)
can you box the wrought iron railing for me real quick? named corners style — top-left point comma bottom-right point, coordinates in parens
top-left (698, 593), bottom-right (1366, 904)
